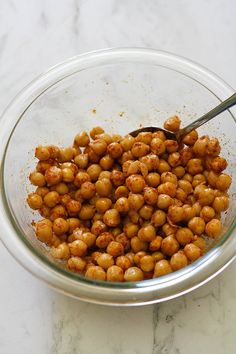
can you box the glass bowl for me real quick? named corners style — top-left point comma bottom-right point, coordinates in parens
top-left (0, 48), bottom-right (236, 306)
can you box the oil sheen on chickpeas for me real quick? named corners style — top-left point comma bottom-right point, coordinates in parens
top-left (27, 116), bottom-right (231, 282)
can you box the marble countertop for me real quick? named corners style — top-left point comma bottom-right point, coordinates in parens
top-left (0, 0), bottom-right (236, 353)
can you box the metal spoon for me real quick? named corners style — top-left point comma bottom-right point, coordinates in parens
top-left (130, 93), bottom-right (236, 141)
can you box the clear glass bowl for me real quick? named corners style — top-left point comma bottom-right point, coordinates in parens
top-left (0, 48), bottom-right (236, 306)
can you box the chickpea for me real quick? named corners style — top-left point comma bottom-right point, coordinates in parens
top-left (168, 152), bottom-right (181, 167)
top-left (52, 218), bottom-right (69, 236)
top-left (139, 205), bottom-right (153, 220)
top-left (193, 236), bottom-right (206, 251)
top-left (207, 171), bottom-right (219, 188)
top-left (96, 253), bottom-right (114, 270)
top-left (157, 159), bottom-right (171, 173)
top-left (131, 142), bottom-right (150, 158)
top-left (180, 147), bottom-right (194, 166)
top-left (61, 167), bottom-right (74, 183)
top-left (184, 243), bottom-right (201, 261)
top-left (96, 232), bottom-right (114, 248)
top-left (50, 205), bottom-right (67, 220)
top-left (44, 191), bottom-right (60, 208)
top-left (58, 147), bottom-right (74, 162)
top-left (124, 267), bottom-right (144, 281)
top-left (74, 131), bottom-right (90, 147)
top-left (175, 188), bottom-right (187, 203)
top-left (178, 180), bottom-right (192, 195)
top-left (80, 182), bottom-right (96, 199)
top-left (90, 139), bottom-right (107, 156)
top-left (69, 239), bottom-right (87, 256)
top-left (68, 257), bottom-right (86, 272)
top-left (145, 172), bottom-right (161, 187)
top-left (51, 243), bottom-right (70, 260)
top-left (168, 205), bottom-right (184, 224)
top-left (134, 132), bottom-right (152, 144)
top-left (90, 126), bottom-right (104, 140)
top-left (206, 138), bottom-right (221, 156)
top-left (143, 187), bottom-right (158, 205)
top-left (99, 154), bottom-right (114, 170)
top-left (95, 133), bottom-right (112, 145)
top-left (107, 241), bottom-right (124, 257)
top-left (165, 139), bottom-right (179, 153)
top-left (158, 182), bottom-right (177, 198)
top-left (161, 171), bottom-right (177, 185)
top-left (95, 198), bottom-right (112, 213)
top-left (85, 266), bottom-right (106, 280)
top-left (105, 265), bottom-right (124, 281)
top-left (79, 204), bottom-right (95, 220)
top-left (53, 183), bottom-right (68, 195)
top-left (151, 210), bottom-right (166, 227)
top-left (36, 187), bottom-right (50, 198)
top-left (103, 209), bottom-right (120, 227)
top-left (153, 260), bottom-right (172, 277)
top-left (182, 173), bottom-right (193, 183)
top-left (36, 159), bottom-right (54, 174)
top-left (114, 186), bottom-right (129, 199)
top-left (124, 223), bottom-right (139, 238)
top-left (152, 251), bottom-right (165, 262)
top-left (126, 160), bottom-right (147, 177)
top-left (152, 131), bottom-right (166, 141)
top-left (205, 219), bottom-right (222, 238)
top-left (110, 170), bottom-right (125, 186)
top-left (164, 115), bottom-right (181, 132)
top-left (212, 196), bottom-right (229, 213)
top-left (125, 252), bottom-right (135, 265)
top-left (74, 171), bottom-right (90, 188)
top-left (35, 219), bottom-right (53, 245)
top-left (120, 135), bottom-right (135, 151)
top-left (172, 166), bottom-right (185, 179)
top-left (119, 151), bottom-right (134, 164)
top-left (35, 145), bottom-right (51, 161)
top-left (140, 153), bottom-right (159, 171)
top-left (162, 223), bottom-right (177, 236)
top-left (128, 210), bottom-right (140, 224)
top-left (187, 158), bottom-right (203, 175)
top-left (200, 206), bottom-right (216, 222)
top-left (116, 256), bottom-right (132, 270)
top-left (91, 220), bottom-right (107, 235)
top-left (67, 218), bottom-right (80, 233)
top-left (170, 251), bottom-right (188, 271)
top-left (137, 225), bottom-right (156, 242)
top-left (157, 194), bottom-right (173, 210)
top-left (115, 197), bottom-right (129, 213)
top-left (161, 236), bottom-right (179, 256)
top-left (176, 227), bottom-right (193, 246)
top-left (87, 164), bottom-right (102, 182)
top-left (197, 188), bottom-right (215, 206)
top-left (192, 174), bottom-right (206, 188)
top-left (182, 130), bottom-right (198, 146)
top-left (29, 171), bottom-right (46, 187)
top-left (45, 166), bottom-right (62, 186)
top-left (149, 236), bottom-right (162, 251)
top-left (215, 174), bottom-right (232, 191)
top-left (210, 156), bottom-right (227, 173)
top-left (95, 178), bottom-right (113, 197)
top-left (27, 193), bottom-right (43, 210)
top-left (193, 136), bottom-right (209, 157)
top-left (192, 202), bottom-right (202, 216)
top-left (74, 153), bottom-right (89, 169)
top-left (139, 255), bottom-right (154, 272)
top-left (84, 146), bottom-right (100, 163)
top-left (77, 232), bottom-right (96, 248)
top-left (188, 217), bottom-right (205, 235)
top-left (131, 236), bottom-right (148, 253)
top-left (150, 138), bottom-right (166, 155)
top-left (126, 174), bottom-right (145, 193)
top-left (107, 142), bottom-right (123, 159)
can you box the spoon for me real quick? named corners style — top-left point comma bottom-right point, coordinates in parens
top-left (130, 93), bottom-right (236, 141)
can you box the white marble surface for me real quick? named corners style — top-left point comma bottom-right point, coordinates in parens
top-left (0, 0), bottom-right (236, 353)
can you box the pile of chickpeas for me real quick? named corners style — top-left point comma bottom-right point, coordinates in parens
top-left (27, 116), bottom-right (231, 282)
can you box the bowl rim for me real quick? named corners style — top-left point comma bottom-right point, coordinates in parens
top-left (1, 47), bottom-right (236, 305)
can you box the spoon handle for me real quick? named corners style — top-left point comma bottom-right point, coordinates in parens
top-left (176, 92), bottom-right (236, 140)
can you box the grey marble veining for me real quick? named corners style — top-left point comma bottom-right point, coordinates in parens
top-left (0, 0), bottom-right (236, 353)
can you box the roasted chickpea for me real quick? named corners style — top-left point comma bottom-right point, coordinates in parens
top-left (193, 236), bottom-right (206, 251)
top-left (69, 239), bottom-right (87, 257)
top-left (131, 236), bottom-right (148, 253)
top-left (53, 218), bottom-right (69, 235)
top-left (68, 257), bottom-right (86, 272)
top-left (168, 205), bottom-right (184, 224)
top-left (187, 158), bottom-right (203, 175)
top-left (168, 152), bottom-right (181, 167)
top-left (58, 147), bottom-right (74, 163)
top-left (192, 202), bottom-right (202, 216)
top-left (184, 243), bottom-right (201, 261)
top-left (99, 154), bottom-right (114, 170)
top-left (45, 166), bottom-right (62, 186)
top-left (188, 217), bottom-right (205, 235)
top-left (116, 255), bottom-right (132, 270)
top-left (29, 171), bottom-right (46, 187)
top-left (107, 265), bottom-right (124, 281)
top-left (103, 209), bottom-right (121, 227)
top-left (96, 232), bottom-right (114, 248)
top-left (140, 255), bottom-right (155, 272)
top-left (80, 181), bottom-right (96, 199)
top-left (162, 223), bottom-right (177, 236)
top-left (110, 170), bottom-right (125, 186)
top-left (131, 142), bottom-right (150, 158)
top-left (193, 136), bottom-right (209, 157)
top-left (44, 191), bottom-right (60, 208)
top-left (97, 253), bottom-right (114, 269)
top-left (107, 142), bottom-right (123, 159)
top-left (145, 172), bottom-right (161, 187)
top-left (91, 220), bottom-right (107, 235)
top-left (36, 187), bottom-right (50, 198)
top-left (95, 198), bottom-right (112, 213)
top-left (124, 267), bottom-right (144, 281)
top-left (138, 225), bottom-right (156, 242)
top-left (153, 260), bottom-right (172, 277)
top-left (200, 206), bottom-right (216, 222)
top-left (115, 186), bottom-right (129, 199)
top-left (77, 232), bottom-right (96, 248)
top-left (192, 174), bottom-right (206, 188)
top-left (107, 241), bottom-right (124, 257)
top-left (74, 153), bottom-right (89, 169)
top-left (175, 188), bottom-right (187, 202)
top-left (150, 138), bottom-right (166, 155)
top-left (139, 205), bottom-right (153, 220)
top-left (157, 194), bottom-right (173, 210)
top-left (115, 197), bottom-right (129, 213)
top-left (27, 193), bottom-right (43, 210)
top-left (215, 174), bottom-right (232, 191)
top-left (124, 223), bottom-right (139, 238)
top-left (152, 131), bottom-right (166, 141)
top-left (143, 187), bottom-right (158, 205)
top-left (128, 210), bottom-right (140, 224)
top-left (51, 243), bottom-right (70, 260)
top-left (90, 126), bottom-right (104, 140)
top-left (67, 218), bottom-right (80, 233)
top-left (151, 210), bottom-right (166, 227)
top-left (212, 196), bottom-right (229, 213)
top-left (35, 145), bottom-right (50, 161)
top-left (95, 178), bottom-right (113, 197)
top-left (74, 131), bottom-right (90, 147)
top-left (140, 153), bottom-right (159, 171)
top-left (206, 138), bottom-right (221, 156)
top-left (149, 236), bottom-right (163, 251)
top-left (74, 171), bottom-right (91, 188)
top-left (207, 171), bottom-right (219, 188)
top-left (79, 204), bottom-right (95, 220)
top-left (87, 164), bottom-right (102, 182)
top-left (157, 159), bottom-right (171, 173)
top-left (161, 236), bottom-right (179, 256)
top-left (50, 205), bottom-right (67, 220)
top-left (210, 156), bottom-right (227, 173)
top-left (158, 182), bottom-right (177, 198)
top-left (176, 227), bottom-right (193, 246)
top-left (205, 219), bottom-right (222, 238)
top-left (182, 130), bottom-right (198, 146)
top-left (126, 174), bottom-right (146, 193)
top-left (85, 266), bottom-right (106, 280)
top-left (35, 219), bottom-right (53, 244)
top-left (120, 135), bottom-right (135, 151)
top-left (66, 199), bottom-right (82, 216)
top-left (90, 139), bottom-right (107, 156)
top-left (164, 116), bottom-right (181, 132)
top-left (170, 251), bottom-right (188, 271)
top-left (165, 139), bottom-right (179, 153)
top-left (197, 188), bottom-right (215, 206)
